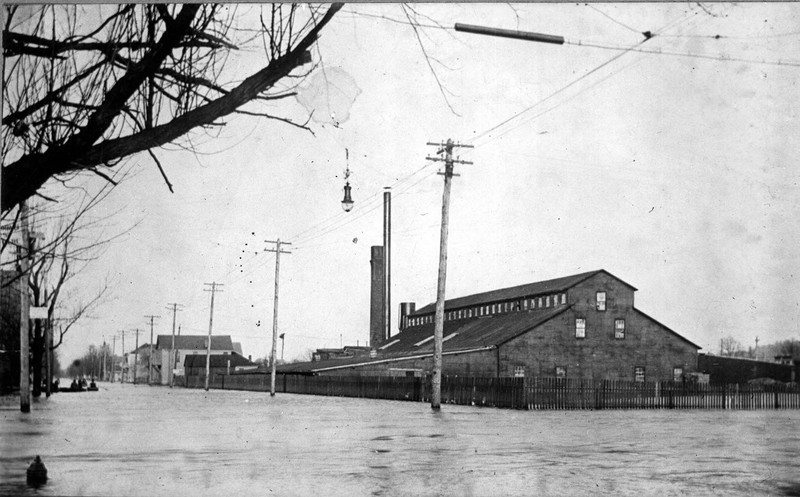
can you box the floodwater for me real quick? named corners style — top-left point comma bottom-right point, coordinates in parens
top-left (1, 382), bottom-right (799, 496)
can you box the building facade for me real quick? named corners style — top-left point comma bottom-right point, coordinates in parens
top-left (281, 270), bottom-right (700, 382)
top-left (155, 334), bottom-right (236, 385)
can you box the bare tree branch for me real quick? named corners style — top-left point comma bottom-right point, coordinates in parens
top-left (2, 3), bottom-right (344, 212)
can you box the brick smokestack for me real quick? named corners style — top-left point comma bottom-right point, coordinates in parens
top-left (369, 246), bottom-right (385, 347)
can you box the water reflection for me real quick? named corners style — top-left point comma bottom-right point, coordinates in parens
top-left (1, 382), bottom-right (799, 496)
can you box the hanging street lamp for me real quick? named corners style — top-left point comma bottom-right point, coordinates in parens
top-left (341, 148), bottom-right (354, 212)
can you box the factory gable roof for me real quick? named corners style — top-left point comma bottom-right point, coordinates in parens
top-left (410, 270), bottom-right (635, 316)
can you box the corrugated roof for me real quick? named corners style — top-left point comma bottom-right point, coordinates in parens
top-left (184, 352), bottom-right (255, 368)
top-left (410, 270), bottom-right (626, 315)
top-left (156, 335), bottom-right (234, 351)
top-left (278, 306), bottom-right (569, 374)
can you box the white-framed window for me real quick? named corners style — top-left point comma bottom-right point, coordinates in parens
top-left (555, 366), bottom-right (566, 378)
top-left (514, 366), bottom-right (525, 378)
top-left (575, 318), bottom-right (586, 338)
top-left (634, 367), bottom-right (645, 383)
top-left (673, 367), bottom-right (683, 382)
top-left (561, 294), bottom-right (566, 305)
top-left (538, 297), bottom-right (543, 308)
top-left (546, 295), bottom-right (550, 307)
top-left (615, 319), bottom-right (626, 339)
top-left (596, 291), bottom-right (606, 311)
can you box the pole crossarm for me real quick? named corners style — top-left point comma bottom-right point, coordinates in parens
top-left (264, 239), bottom-right (292, 254)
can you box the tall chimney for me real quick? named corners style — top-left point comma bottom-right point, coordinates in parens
top-left (383, 188), bottom-right (391, 342)
top-left (369, 246), bottom-right (385, 347)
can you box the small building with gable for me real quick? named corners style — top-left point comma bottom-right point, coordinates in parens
top-left (155, 334), bottom-right (236, 385)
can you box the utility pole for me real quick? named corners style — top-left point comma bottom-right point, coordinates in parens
top-left (425, 139), bottom-right (473, 410)
top-left (133, 329), bottom-right (141, 384)
top-left (265, 239), bottom-right (291, 397)
top-left (119, 330), bottom-right (127, 383)
top-left (166, 303), bottom-right (184, 388)
top-left (280, 333), bottom-right (285, 362)
top-left (45, 317), bottom-right (52, 397)
top-left (102, 337), bottom-right (107, 382)
top-left (144, 314), bottom-right (160, 385)
top-left (111, 335), bottom-right (116, 383)
top-left (18, 201), bottom-right (31, 413)
top-left (203, 282), bottom-right (223, 391)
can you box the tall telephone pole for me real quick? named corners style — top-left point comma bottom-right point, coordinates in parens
top-left (18, 201), bottom-right (31, 413)
top-left (132, 328), bottom-right (141, 384)
top-left (203, 282), bottom-right (223, 391)
top-left (144, 315), bottom-right (160, 385)
top-left (425, 139), bottom-right (473, 410)
top-left (166, 303), bottom-right (184, 388)
top-left (101, 337), bottom-right (107, 382)
top-left (265, 239), bottom-right (291, 397)
top-left (118, 330), bottom-right (128, 383)
top-left (111, 335), bottom-right (116, 382)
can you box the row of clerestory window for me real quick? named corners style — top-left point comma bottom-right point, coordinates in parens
top-left (406, 293), bottom-right (568, 327)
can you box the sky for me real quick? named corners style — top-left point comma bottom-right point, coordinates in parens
top-left (15, 2), bottom-right (800, 364)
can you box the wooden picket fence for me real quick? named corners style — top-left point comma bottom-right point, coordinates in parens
top-left (183, 373), bottom-right (800, 410)
top-left (526, 378), bottom-right (800, 410)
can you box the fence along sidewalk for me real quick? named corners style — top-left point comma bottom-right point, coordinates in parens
top-left (526, 378), bottom-right (800, 410)
top-left (184, 373), bottom-right (800, 410)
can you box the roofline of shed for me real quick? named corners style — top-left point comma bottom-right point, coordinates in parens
top-left (307, 346), bottom-right (495, 373)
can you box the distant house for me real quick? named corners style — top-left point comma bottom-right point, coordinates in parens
top-left (184, 352), bottom-right (257, 377)
top-left (155, 335), bottom-right (236, 385)
top-left (281, 270), bottom-right (700, 382)
top-left (125, 343), bottom-right (153, 383)
top-left (312, 346), bottom-right (371, 362)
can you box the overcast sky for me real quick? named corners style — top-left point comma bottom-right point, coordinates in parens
top-left (31, 2), bottom-right (800, 364)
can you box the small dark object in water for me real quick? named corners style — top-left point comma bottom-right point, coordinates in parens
top-left (26, 455), bottom-right (48, 486)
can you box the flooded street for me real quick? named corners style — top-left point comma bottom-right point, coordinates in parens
top-left (1, 382), bottom-right (799, 496)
